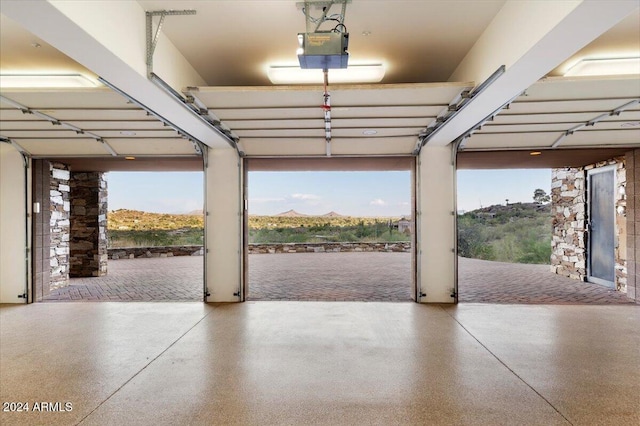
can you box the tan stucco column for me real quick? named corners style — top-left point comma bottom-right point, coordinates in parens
top-left (416, 145), bottom-right (456, 303)
top-left (205, 148), bottom-right (243, 302)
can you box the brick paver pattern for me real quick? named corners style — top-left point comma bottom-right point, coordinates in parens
top-left (458, 257), bottom-right (634, 304)
top-left (44, 256), bottom-right (204, 302)
top-left (43, 253), bottom-right (636, 304)
top-left (248, 252), bottom-right (411, 301)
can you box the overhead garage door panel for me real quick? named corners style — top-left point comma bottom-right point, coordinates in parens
top-left (17, 139), bottom-right (113, 156)
top-left (107, 139), bottom-right (197, 155)
top-left (561, 129), bottom-right (640, 147)
top-left (1, 88), bottom-right (132, 109)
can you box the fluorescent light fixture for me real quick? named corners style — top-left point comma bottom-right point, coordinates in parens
top-left (564, 57), bottom-right (640, 77)
top-left (0, 73), bottom-right (99, 88)
top-left (268, 64), bottom-right (385, 84)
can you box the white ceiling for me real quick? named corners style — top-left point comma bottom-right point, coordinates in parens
top-left (0, 1), bottom-right (639, 166)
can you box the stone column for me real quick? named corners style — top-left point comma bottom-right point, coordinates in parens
top-left (69, 172), bottom-right (108, 277)
top-left (49, 163), bottom-right (71, 288)
top-left (550, 168), bottom-right (587, 280)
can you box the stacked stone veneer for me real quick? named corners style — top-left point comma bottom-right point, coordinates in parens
top-left (69, 172), bottom-right (108, 277)
top-left (108, 246), bottom-right (204, 259)
top-left (249, 242), bottom-right (411, 254)
top-left (49, 163), bottom-right (71, 289)
top-left (551, 157), bottom-right (627, 292)
top-left (550, 168), bottom-right (587, 280)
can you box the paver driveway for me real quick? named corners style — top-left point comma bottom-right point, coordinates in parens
top-left (43, 253), bottom-right (635, 304)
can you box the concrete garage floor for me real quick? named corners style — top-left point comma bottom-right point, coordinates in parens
top-left (1, 302), bottom-right (638, 425)
top-left (43, 254), bottom-right (635, 304)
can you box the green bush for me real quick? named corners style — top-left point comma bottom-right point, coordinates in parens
top-left (457, 203), bottom-right (551, 264)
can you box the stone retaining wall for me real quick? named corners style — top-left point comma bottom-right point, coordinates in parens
top-left (107, 242), bottom-right (411, 259)
top-left (249, 242), bottom-right (411, 254)
top-left (108, 246), bottom-right (204, 259)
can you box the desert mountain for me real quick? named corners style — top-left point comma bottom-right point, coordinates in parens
top-left (275, 209), bottom-right (309, 217)
top-left (322, 211), bottom-right (344, 217)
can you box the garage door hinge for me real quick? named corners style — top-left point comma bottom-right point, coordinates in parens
top-left (419, 292), bottom-right (426, 298)
top-left (17, 293), bottom-right (27, 299)
top-left (233, 291), bottom-right (240, 297)
top-left (450, 289), bottom-right (457, 298)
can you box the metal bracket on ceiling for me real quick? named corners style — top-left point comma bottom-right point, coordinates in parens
top-left (0, 94), bottom-right (118, 157)
top-left (142, 9), bottom-right (242, 155)
top-left (413, 65), bottom-right (506, 156)
top-left (297, 0), bottom-right (351, 33)
top-left (0, 136), bottom-right (31, 161)
top-left (551, 98), bottom-right (640, 149)
top-left (146, 9), bottom-right (196, 78)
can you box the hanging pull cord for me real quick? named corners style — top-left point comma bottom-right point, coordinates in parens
top-left (322, 69), bottom-right (332, 157)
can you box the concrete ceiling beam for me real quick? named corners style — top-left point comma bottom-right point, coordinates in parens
top-left (426, 0), bottom-right (639, 147)
top-left (1, 0), bottom-right (231, 149)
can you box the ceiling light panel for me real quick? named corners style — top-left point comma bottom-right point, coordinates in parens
top-left (268, 64), bottom-right (385, 84)
top-left (0, 73), bottom-right (99, 88)
top-left (564, 57), bottom-right (640, 76)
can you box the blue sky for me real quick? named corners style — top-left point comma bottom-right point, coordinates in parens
top-left (107, 169), bottom-right (551, 216)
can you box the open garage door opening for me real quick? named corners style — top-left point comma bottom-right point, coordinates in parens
top-left (456, 161), bottom-right (635, 305)
top-left (245, 158), bottom-right (416, 302)
top-left (33, 161), bottom-right (205, 303)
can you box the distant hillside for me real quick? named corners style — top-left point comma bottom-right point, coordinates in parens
top-left (276, 209), bottom-right (309, 217)
top-left (322, 211), bottom-right (344, 217)
top-left (458, 202), bottom-right (551, 264)
top-left (108, 209), bottom-right (203, 231)
top-left (108, 209), bottom-right (402, 232)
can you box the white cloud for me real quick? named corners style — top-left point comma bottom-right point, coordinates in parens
top-left (370, 198), bottom-right (387, 206)
top-left (291, 193), bottom-right (320, 201)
